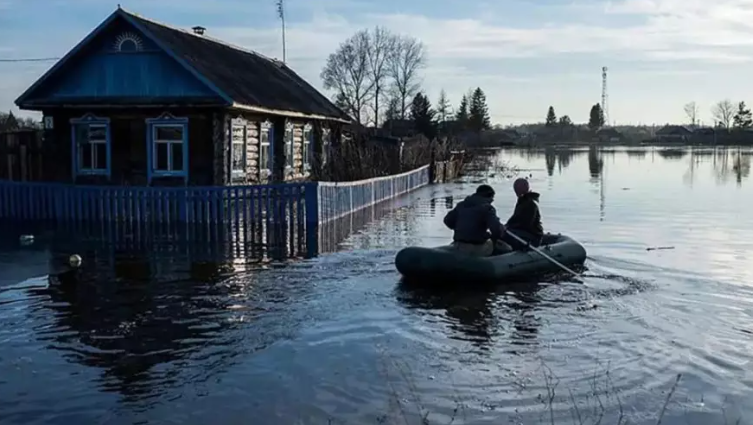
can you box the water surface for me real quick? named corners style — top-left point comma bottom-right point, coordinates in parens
top-left (1, 146), bottom-right (752, 424)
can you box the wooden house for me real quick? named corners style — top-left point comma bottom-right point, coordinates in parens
top-left (595, 127), bottom-right (623, 143)
top-left (14, 7), bottom-right (352, 187)
top-left (654, 125), bottom-right (692, 143)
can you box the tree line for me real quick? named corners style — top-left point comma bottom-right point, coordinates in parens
top-left (320, 27), bottom-right (491, 137)
top-left (406, 87), bottom-right (491, 139)
top-left (684, 100), bottom-right (753, 130)
top-left (544, 103), bottom-right (605, 131)
top-left (0, 111), bottom-right (40, 131)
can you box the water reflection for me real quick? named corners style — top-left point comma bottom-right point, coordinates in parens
top-left (507, 145), bottom-right (751, 188)
top-left (2, 222), bottom-right (322, 407)
top-left (505, 286), bottom-right (542, 354)
top-left (30, 248), bottom-right (246, 402)
top-left (394, 282), bottom-right (543, 354)
top-left (588, 146), bottom-right (604, 180)
top-left (657, 148), bottom-right (687, 160)
top-left (542, 147), bottom-right (580, 176)
top-left (712, 148), bottom-right (750, 185)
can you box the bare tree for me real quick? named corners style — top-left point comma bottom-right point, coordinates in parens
top-left (711, 99), bottom-right (734, 129)
top-left (388, 35), bottom-right (426, 119)
top-left (683, 101), bottom-right (699, 127)
top-left (320, 31), bottom-right (374, 124)
top-left (365, 26), bottom-right (395, 127)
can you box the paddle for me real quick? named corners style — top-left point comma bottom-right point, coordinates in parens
top-left (504, 230), bottom-right (585, 283)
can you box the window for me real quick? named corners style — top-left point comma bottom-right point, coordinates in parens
top-left (75, 124), bottom-right (108, 173)
top-left (145, 114), bottom-right (188, 183)
top-left (259, 120), bottom-right (272, 175)
top-left (303, 123), bottom-right (313, 171)
top-left (322, 128), bottom-right (331, 166)
top-left (231, 124), bottom-right (246, 175)
top-left (153, 125), bottom-right (185, 173)
top-left (284, 122), bottom-right (294, 169)
top-left (70, 114), bottom-right (110, 177)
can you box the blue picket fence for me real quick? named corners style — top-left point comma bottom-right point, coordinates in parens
top-left (0, 164), bottom-right (431, 256)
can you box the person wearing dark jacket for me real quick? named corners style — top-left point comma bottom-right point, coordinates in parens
top-left (502, 178), bottom-right (544, 250)
top-left (443, 184), bottom-right (506, 257)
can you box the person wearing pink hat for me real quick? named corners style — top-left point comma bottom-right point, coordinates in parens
top-left (500, 177), bottom-right (544, 251)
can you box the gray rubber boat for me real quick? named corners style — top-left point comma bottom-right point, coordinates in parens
top-left (395, 233), bottom-right (587, 282)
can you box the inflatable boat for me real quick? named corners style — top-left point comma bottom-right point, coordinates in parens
top-left (394, 233), bottom-right (587, 282)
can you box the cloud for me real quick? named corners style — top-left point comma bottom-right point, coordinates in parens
top-left (3, 0), bottom-right (753, 124)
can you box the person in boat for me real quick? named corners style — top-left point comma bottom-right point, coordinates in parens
top-left (501, 177), bottom-right (544, 251)
top-left (443, 184), bottom-right (508, 257)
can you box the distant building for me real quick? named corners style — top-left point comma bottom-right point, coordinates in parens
top-left (654, 125), bottom-right (692, 142)
top-left (380, 118), bottom-right (416, 138)
top-left (595, 127), bottom-right (623, 143)
top-left (497, 129), bottom-right (521, 145)
top-left (14, 7), bottom-right (351, 186)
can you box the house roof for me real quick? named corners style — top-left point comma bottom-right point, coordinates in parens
top-left (655, 125), bottom-right (691, 135)
top-left (596, 127), bottom-right (621, 136)
top-left (15, 8), bottom-right (351, 123)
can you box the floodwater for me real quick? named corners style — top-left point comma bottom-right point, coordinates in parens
top-left (1, 146), bottom-right (752, 424)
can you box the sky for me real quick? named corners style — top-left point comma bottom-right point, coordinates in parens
top-left (2, 0), bottom-right (753, 126)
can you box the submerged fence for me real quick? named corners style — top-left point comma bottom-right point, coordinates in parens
top-left (317, 165), bottom-right (429, 223)
top-left (0, 164), bottom-right (431, 257)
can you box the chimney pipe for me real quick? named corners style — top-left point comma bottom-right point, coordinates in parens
top-left (192, 26), bottom-right (206, 35)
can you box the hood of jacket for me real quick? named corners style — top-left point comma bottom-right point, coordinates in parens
top-left (518, 191), bottom-right (540, 203)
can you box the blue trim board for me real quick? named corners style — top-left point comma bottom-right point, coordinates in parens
top-left (16, 10), bottom-right (122, 107)
top-left (145, 113), bottom-right (190, 185)
top-left (16, 8), bottom-right (233, 108)
top-left (69, 113), bottom-right (112, 180)
top-left (121, 12), bottom-right (234, 106)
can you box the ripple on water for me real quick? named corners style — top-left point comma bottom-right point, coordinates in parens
top-left (3, 148), bottom-right (753, 424)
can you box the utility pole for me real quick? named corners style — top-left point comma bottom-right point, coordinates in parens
top-left (601, 66), bottom-right (609, 126)
top-left (276, 0), bottom-right (287, 63)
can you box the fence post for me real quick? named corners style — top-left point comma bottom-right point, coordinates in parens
top-left (304, 182), bottom-right (319, 258)
top-left (429, 147), bottom-right (436, 183)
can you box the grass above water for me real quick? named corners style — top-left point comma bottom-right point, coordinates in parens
top-left (320, 351), bottom-right (745, 425)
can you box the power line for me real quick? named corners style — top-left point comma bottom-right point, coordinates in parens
top-left (0, 57), bottom-right (60, 63)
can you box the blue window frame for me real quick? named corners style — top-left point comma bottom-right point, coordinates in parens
top-left (146, 113), bottom-right (189, 184)
top-left (284, 121), bottom-right (294, 170)
top-left (70, 114), bottom-right (111, 179)
top-left (259, 120), bottom-right (272, 179)
top-left (303, 123), bottom-right (313, 172)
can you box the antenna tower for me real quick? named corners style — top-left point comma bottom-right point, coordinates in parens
top-left (601, 66), bottom-right (609, 126)
top-left (276, 0), bottom-right (287, 63)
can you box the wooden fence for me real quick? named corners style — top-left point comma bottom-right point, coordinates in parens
top-left (0, 164), bottom-right (431, 258)
top-left (0, 130), bottom-right (45, 181)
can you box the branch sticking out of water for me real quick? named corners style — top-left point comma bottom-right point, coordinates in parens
top-left (656, 373), bottom-right (682, 424)
top-left (646, 246), bottom-right (675, 251)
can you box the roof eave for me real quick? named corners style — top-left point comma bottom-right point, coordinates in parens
top-left (14, 9), bottom-right (123, 107)
top-left (230, 102), bottom-right (352, 124)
